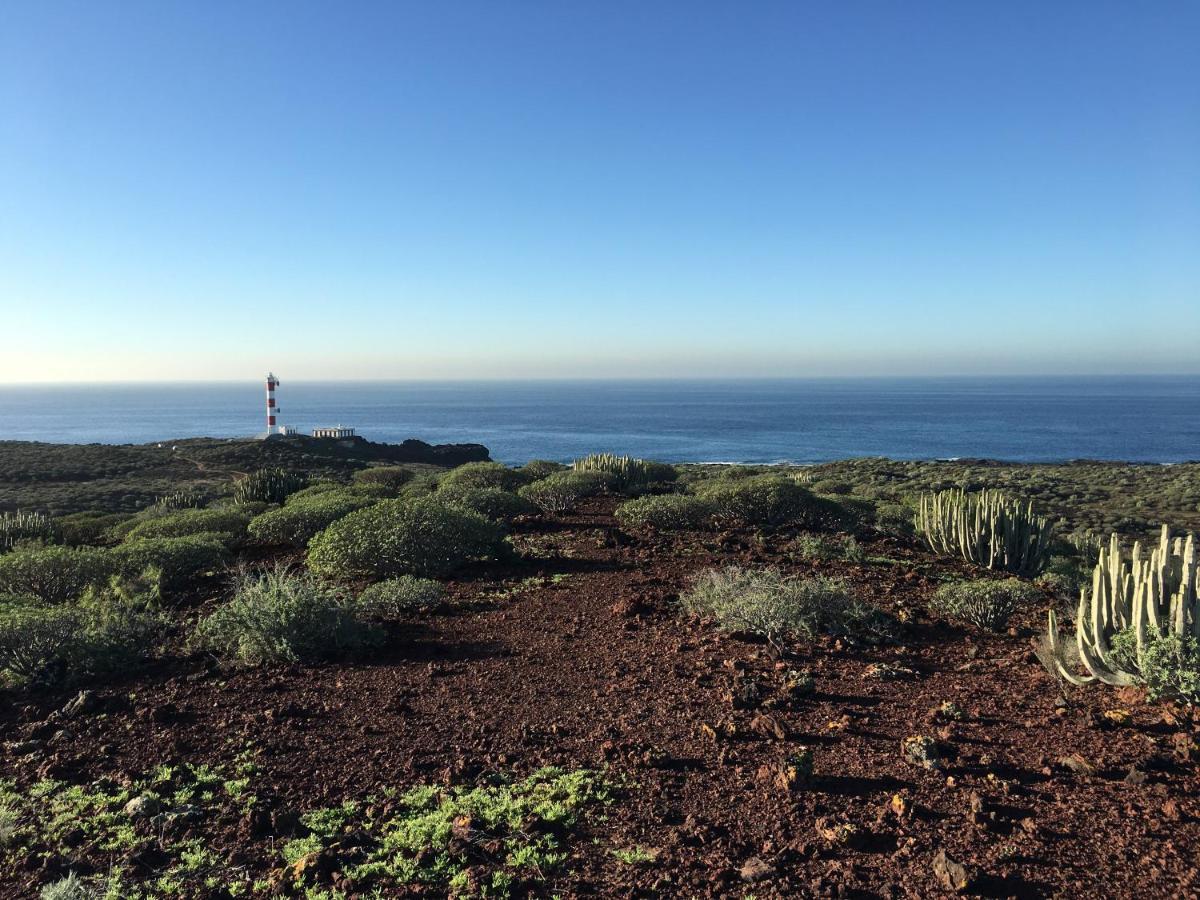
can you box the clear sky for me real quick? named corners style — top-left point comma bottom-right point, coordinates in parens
top-left (1, 1), bottom-right (1197, 382)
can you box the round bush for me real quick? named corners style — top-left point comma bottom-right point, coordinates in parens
top-left (107, 535), bottom-right (229, 588)
top-left (195, 566), bottom-right (380, 666)
top-left (519, 471), bottom-right (616, 514)
top-left (930, 578), bottom-right (1040, 631)
top-left (122, 508), bottom-right (250, 545)
top-left (695, 476), bottom-right (842, 529)
top-left (308, 498), bottom-right (505, 580)
top-left (0, 546), bottom-right (113, 604)
top-left (353, 466), bottom-right (415, 492)
top-left (616, 494), bottom-right (715, 530)
top-left (437, 486), bottom-right (537, 523)
top-left (357, 576), bottom-right (445, 617)
top-left (438, 462), bottom-right (528, 494)
top-left (520, 460), bottom-right (568, 480)
top-left (248, 492), bottom-right (376, 547)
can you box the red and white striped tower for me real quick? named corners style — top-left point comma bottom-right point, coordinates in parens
top-left (265, 373), bottom-right (280, 433)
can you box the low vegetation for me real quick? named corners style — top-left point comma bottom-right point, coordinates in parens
top-left (930, 578), bottom-right (1040, 632)
top-left (247, 491), bottom-right (376, 547)
top-left (194, 566), bottom-right (381, 666)
top-left (681, 567), bottom-right (896, 652)
top-left (357, 575), bottom-right (445, 617)
top-left (308, 497), bottom-right (506, 580)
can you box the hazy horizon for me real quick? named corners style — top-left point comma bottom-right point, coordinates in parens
top-left (3, 2), bottom-right (1197, 382)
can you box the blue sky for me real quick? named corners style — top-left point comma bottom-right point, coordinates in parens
top-left (1, 1), bottom-right (1197, 381)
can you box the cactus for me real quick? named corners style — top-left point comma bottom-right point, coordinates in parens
top-left (571, 453), bottom-right (675, 489)
top-left (917, 489), bottom-right (1053, 577)
top-left (0, 510), bottom-right (59, 554)
top-left (153, 490), bottom-right (207, 511)
top-left (1044, 525), bottom-right (1199, 687)
top-left (232, 468), bottom-right (307, 505)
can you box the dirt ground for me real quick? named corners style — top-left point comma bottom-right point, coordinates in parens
top-left (3, 497), bottom-right (1198, 898)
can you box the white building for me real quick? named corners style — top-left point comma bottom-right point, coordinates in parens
top-left (313, 425), bottom-right (355, 439)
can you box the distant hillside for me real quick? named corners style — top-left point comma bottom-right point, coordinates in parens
top-left (0, 435), bottom-right (489, 515)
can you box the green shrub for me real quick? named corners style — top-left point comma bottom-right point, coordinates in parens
top-left (0, 546), bottom-right (113, 604)
top-left (353, 466), bottom-right (415, 491)
top-left (519, 471), bottom-right (614, 514)
top-left (695, 476), bottom-right (842, 529)
top-left (615, 494), bottom-right (714, 530)
top-left (930, 578), bottom-right (1039, 631)
top-left (194, 566), bottom-right (381, 666)
top-left (1110, 630), bottom-right (1200, 703)
top-left (308, 498), bottom-right (505, 580)
top-left (873, 502), bottom-right (917, 537)
top-left (0, 571), bottom-right (163, 688)
top-left (681, 567), bottom-right (895, 651)
top-left (233, 467), bottom-right (307, 505)
top-left (0, 511), bottom-right (60, 554)
top-left (572, 453), bottom-right (677, 491)
top-left (521, 460), bottom-right (568, 480)
top-left (56, 512), bottom-right (129, 547)
top-left (438, 461), bottom-right (527, 494)
top-left (436, 486), bottom-right (537, 523)
top-left (281, 481), bottom-right (346, 503)
top-left (1138, 634), bottom-right (1200, 703)
top-left (248, 493), bottom-right (376, 547)
top-left (107, 534), bottom-right (228, 588)
top-left (122, 508), bottom-right (250, 545)
top-left (357, 576), bottom-right (445, 617)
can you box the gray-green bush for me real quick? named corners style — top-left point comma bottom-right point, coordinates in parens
top-left (930, 578), bottom-right (1039, 631)
top-left (520, 459), bottom-right (568, 481)
top-left (695, 476), bottom-right (843, 529)
top-left (615, 494), bottom-right (714, 530)
top-left (519, 471), bottom-right (614, 514)
top-left (248, 493), bottom-right (376, 547)
top-left (307, 498), bottom-right (505, 580)
top-left (438, 461), bottom-right (528, 494)
top-left (0, 546), bottom-right (113, 604)
top-left (436, 486), bottom-right (537, 523)
top-left (194, 566), bottom-right (381, 666)
top-left (681, 567), bottom-right (895, 651)
top-left (357, 576), bottom-right (445, 617)
top-left (107, 535), bottom-right (229, 589)
top-left (0, 571), bottom-right (163, 688)
top-left (353, 466), bottom-right (415, 492)
top-left (121, 508), bottom-right (250, 545)
top-left (1110, 631), bottom-right (1200, 703)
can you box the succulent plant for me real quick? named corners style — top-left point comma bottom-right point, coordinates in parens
top-left (1044, 525), bottom-right (1199, 688)
top-left (0, 510), bottom-right (59, 554)
top-left (917, 489), bottom-right (1053, 577)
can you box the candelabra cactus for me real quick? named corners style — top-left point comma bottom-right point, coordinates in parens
top-left (571, 453), bottom-right (675, 489)
top-left (0, 510), bottom-right (59, 554)
top-left (917, 489), bottom-right (1053, 577)
top-left (232, 467), bottom-right (307, 505)
top-left (1044, 525), bottom-right (1199, 687)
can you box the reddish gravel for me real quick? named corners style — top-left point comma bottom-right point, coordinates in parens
top-left (3, 497), bottom-right (1198, 897)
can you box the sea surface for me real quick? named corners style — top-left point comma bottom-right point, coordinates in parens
top-left (0, 377), bottom-right (1197, 465)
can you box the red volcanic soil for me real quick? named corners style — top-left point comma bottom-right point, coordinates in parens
top-left (3, 498), bottom-right (1198, 898)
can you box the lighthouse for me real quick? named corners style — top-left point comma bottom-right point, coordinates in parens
top-left (265, 372), bottom-right (280, 433)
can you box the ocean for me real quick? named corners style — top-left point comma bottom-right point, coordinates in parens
top-left (0, 377), bottom-right (1197, 465)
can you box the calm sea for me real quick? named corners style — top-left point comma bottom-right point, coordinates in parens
top-left (0, 377), bottom-right (1197, 465)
